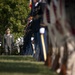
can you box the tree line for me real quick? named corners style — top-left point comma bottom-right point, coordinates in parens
top-left (0, 0), bottom-right (30, 40)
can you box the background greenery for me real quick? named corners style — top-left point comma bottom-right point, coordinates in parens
top-left (0, 0), bottom-right (30, 40)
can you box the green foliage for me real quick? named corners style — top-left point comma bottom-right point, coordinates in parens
top-left (0, 0), bottom-right (30, 40)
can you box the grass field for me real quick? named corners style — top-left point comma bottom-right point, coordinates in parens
top-left (0, 55), bottom-right (58, 75)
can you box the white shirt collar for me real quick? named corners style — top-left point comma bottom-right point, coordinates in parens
top-left (35, 2), bottom-right (39, 7)
top-left (29, 20), bottom-right (32, 23)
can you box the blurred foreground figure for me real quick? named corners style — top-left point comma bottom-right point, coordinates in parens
top-left (43, 0), bottom-right (75, 75)
top-left (66, 40), bottom-right (75, 75)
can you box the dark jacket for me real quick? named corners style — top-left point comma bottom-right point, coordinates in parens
top-left (30, 2), bottom-right (44, 32)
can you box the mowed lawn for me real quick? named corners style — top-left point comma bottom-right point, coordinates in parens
top-left (0, 55), bottom-right (58, 75)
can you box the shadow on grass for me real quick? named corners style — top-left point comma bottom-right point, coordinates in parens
top-left (0, 62), bottom-right (39, 74)
top-left (0, 55), bottom-right (35, 61)
top-left (0, 56), bottom-right (58, 75)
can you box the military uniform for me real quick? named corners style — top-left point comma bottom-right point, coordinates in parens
top-left (22, 19), bottom-right (33, 55)
top-left (30, 1), bottom-right (45, 61)
top-left (3, 33), bottom-right (14, 55)
top-left (31, 1), bottom-right (43, 33)
top-left (23, 1), bottom-right (47, 60)
top-left (3, 28), bottom-right (14, 55)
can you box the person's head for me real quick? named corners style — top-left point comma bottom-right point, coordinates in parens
top-left (6, 28), bottom-right (11, 34)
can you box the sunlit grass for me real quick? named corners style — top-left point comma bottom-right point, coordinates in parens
top-left (0, 55), bottom-right (58, 75)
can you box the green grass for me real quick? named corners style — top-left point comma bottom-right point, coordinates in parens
top-left (0, 55), bottom-right (58, 75)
